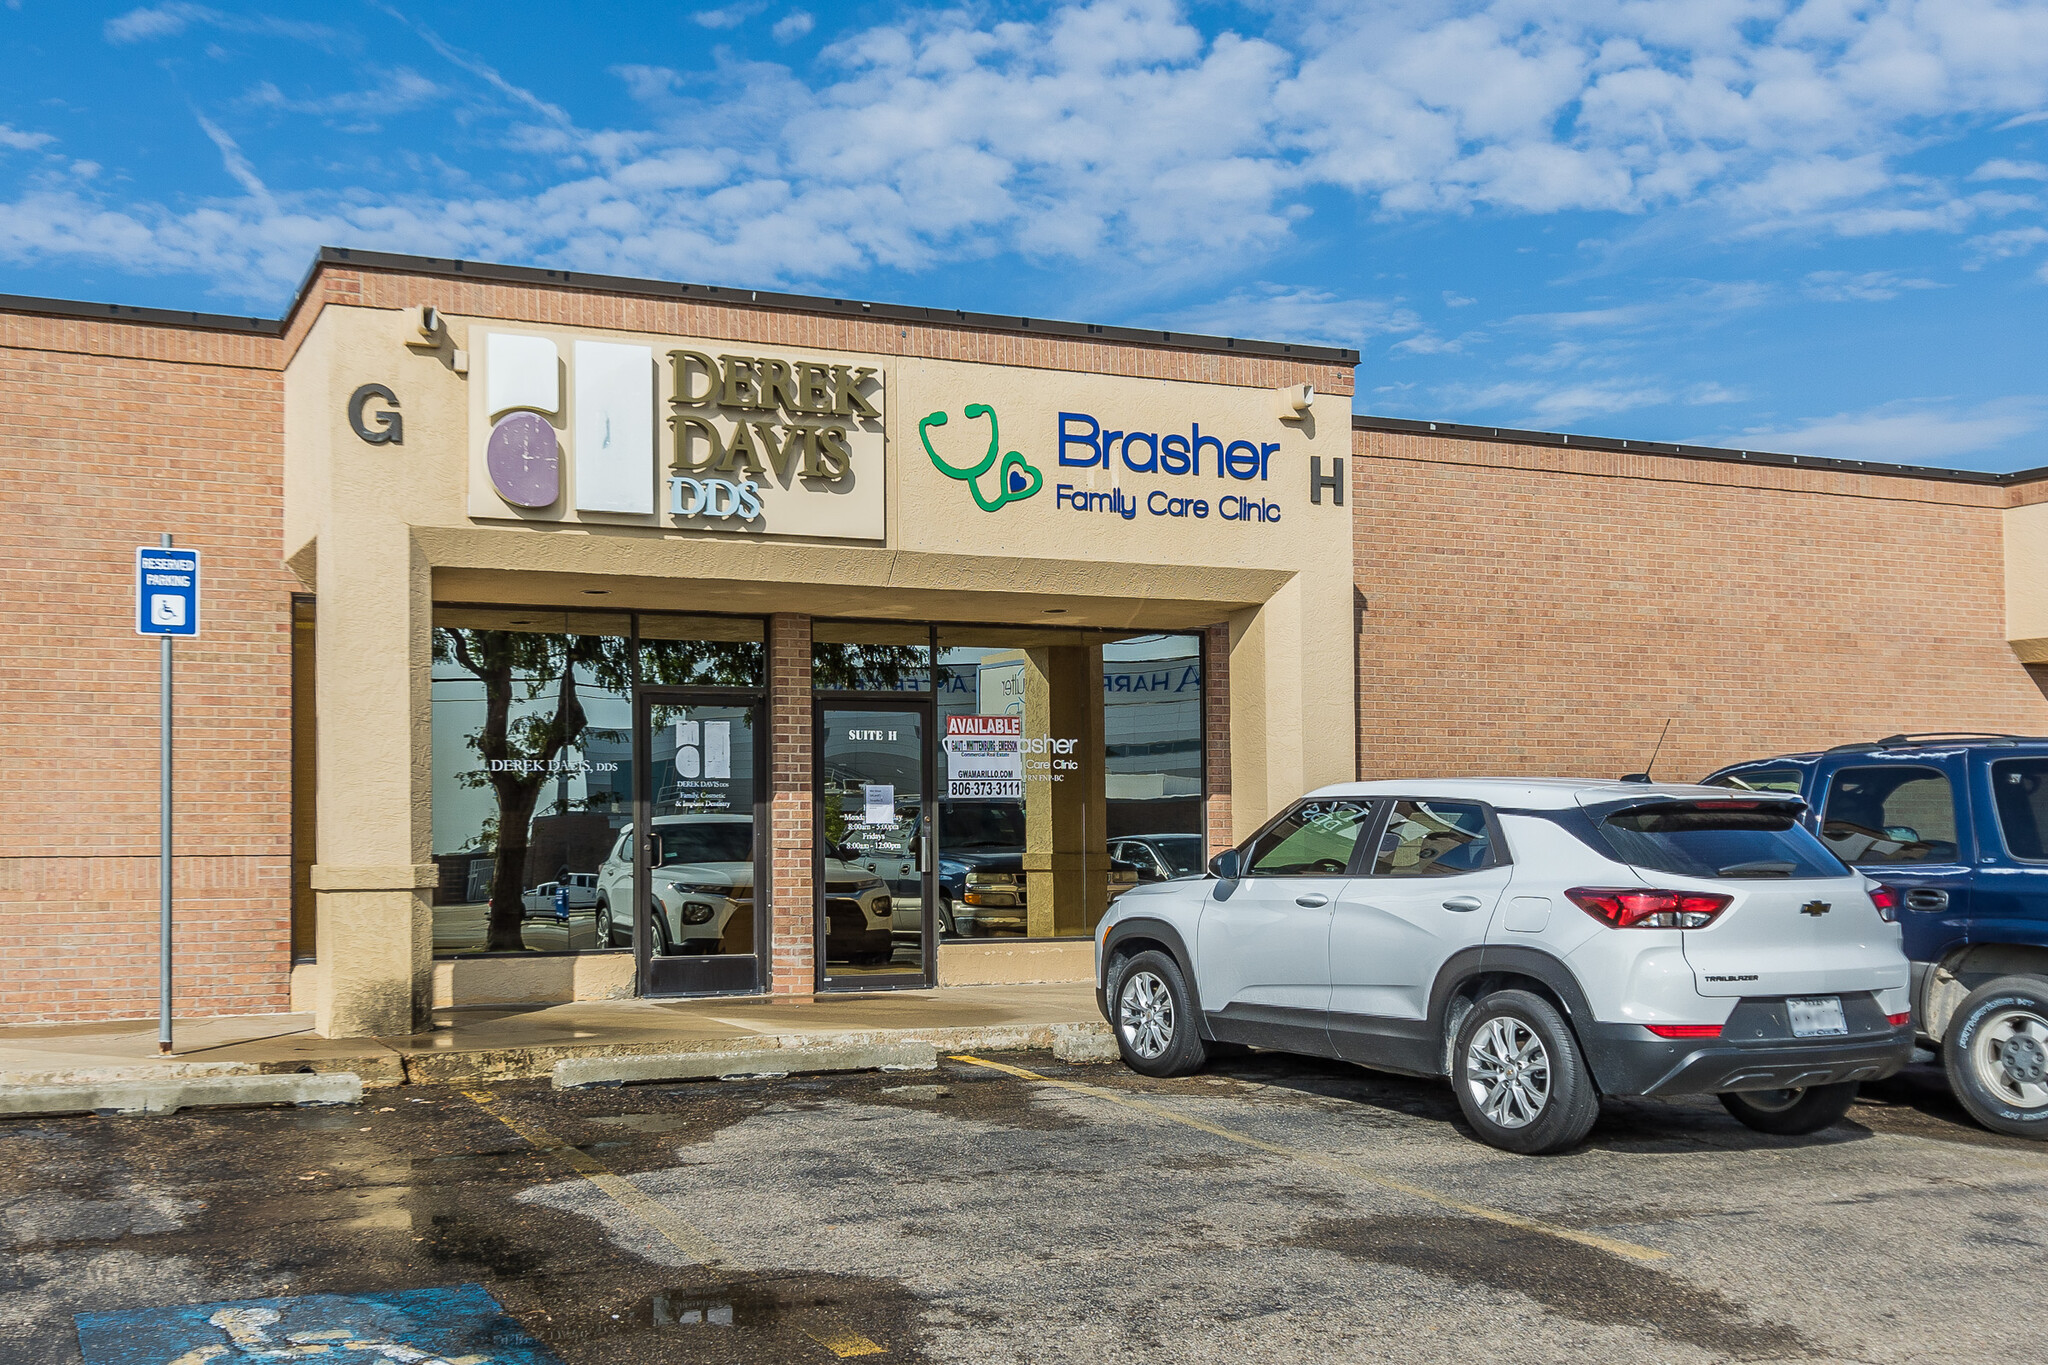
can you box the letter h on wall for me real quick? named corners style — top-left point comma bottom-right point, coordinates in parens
top-left (1309, 456), bottom-right (1344, 506)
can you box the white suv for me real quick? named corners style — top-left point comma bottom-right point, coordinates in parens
top-left (1096, 779), bottom-right (1914, 1153)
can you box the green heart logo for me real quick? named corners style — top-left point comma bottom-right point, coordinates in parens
top-left (920, 403), bottom-right (1043, 512)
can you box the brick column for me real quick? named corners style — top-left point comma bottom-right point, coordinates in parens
top-left (1204, 622), bottom-right (1233, 856)
top-left (767, 614), bottom-right (815, 995)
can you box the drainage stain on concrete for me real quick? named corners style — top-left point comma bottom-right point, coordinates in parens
top-left (1288, 1214), bottom-right (1813, 1360)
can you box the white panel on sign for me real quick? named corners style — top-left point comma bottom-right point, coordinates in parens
top-left (486, 333), bottom-right (560, 416)
top-left (573, 339), bottom-right (655, 513)
top-left (703, 720), bottom-right (731, 779)
top-left (863, 784), bottom-right (895, 825)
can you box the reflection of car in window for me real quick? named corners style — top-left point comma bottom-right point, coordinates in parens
top-left (519, 875), bottom-right (599, 922)
top-left (595, 813), bottom-right (890, 961)
top-left (934, 800), bottom-right (1149, 937)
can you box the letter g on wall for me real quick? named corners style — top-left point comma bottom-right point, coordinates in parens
top-left (348, 383), bottom-right (403, 445)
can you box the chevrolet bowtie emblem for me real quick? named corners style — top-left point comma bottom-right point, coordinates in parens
top-left (1800, 900), bottom-right (1832, 917)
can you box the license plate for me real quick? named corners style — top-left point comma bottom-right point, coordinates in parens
top-left (1788, 996), bottom-right (1847, 1037)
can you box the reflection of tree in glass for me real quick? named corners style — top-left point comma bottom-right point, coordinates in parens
top-left (813, 643), bottom-right (926, 690)
top-left (435, 630), bottom-right (761, 952)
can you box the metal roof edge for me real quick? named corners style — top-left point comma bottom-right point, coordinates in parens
top-left (0, 291), bottom-right (282, 335)
top-left (1350, 413), bottom-right (2048, 488)
top-left (310, 247), bottom-right (1362, 365)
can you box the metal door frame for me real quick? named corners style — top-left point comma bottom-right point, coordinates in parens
top-left (635, 686), bottom-right (769, 998)
top-left (814, 696), bottom-right (937, 992)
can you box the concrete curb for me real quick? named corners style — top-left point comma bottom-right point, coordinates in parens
top-left (555, 1040), bottom-right (938, 1089)
top-left (0, 1072), bottom-right (363, 1118)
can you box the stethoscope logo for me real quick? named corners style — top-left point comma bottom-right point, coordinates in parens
top-left (919, 404), bottom-right (1043, 512)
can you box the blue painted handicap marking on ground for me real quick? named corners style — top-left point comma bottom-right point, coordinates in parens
top-left (75, 1284), bottom-right (563, 1364)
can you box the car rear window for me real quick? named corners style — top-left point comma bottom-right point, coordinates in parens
top-left (1991, 757), bottom-right (2048, 861)
top-left (1596, 801), bottom-right (1848, 880)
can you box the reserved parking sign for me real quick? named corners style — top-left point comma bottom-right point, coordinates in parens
top-left (137, 545), bottom-right (199, 636)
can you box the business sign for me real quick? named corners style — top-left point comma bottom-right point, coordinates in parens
top-left (468, 331), bottom-right (886, 540)
top-left (945, 714), bottom-right (1024, 799)
top-left (136, 546), bottom-right (199, 637)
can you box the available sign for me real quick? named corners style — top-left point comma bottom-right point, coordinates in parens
top-left (945, 714), bottom-right (1023, 798)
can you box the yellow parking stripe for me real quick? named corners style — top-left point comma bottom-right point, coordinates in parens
top-left (462, 1090), bottom-right (888, 1356)
top-left (463, 1090), bottom-right (726, 1266)
top-left (949, 1056), bottom-right (1670, 1264)
top-left (801, 1326), bottom-right (889, 1356)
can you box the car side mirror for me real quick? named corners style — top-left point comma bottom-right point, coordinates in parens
top-left (1208, 849), bottom-right (1242, 880)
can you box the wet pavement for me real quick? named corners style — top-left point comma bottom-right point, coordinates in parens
top-left (4, 1048), bottom-right (2045, 1363)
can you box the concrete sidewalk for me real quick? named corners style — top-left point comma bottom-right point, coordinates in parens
top-left (0, 982), bottom-right (1109, 1093)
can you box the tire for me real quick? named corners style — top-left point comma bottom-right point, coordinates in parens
top-left (1110, 950), bottom-right (1208, 1078)
top-left (593, 901), bottom-right (615, 949)
top-left (1450, 990), bottom-right (1600, 1155)
top-left (1942, 975), bottom-right (2048, 1138)
top-left (1718, 1082), bottom-right (1860, 1135)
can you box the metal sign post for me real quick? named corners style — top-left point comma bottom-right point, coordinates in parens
top-left (137, 537), bottom-right (199, 1054)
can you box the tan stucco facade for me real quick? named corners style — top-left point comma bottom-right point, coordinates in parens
top-left (282, 273), bottom-right (1354, 1036)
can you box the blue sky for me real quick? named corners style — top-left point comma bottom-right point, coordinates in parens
top-left (3, 1), bottom-right (2046, 469)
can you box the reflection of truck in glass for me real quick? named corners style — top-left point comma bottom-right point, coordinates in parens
top-left (520, 874), bottom-right (599, 922)
top-left (597, 814), bottom-right (892, 960)
top-left (935, 801), bottom-right (1142, 937)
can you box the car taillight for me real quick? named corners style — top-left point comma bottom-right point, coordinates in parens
top-left (1869, 886), bottom-right (1900, 923)
top-left (1887, 1011), bottom-right (1911, 1028)
top-left (1567, 887), bottom-right (1732, 929)
top-left (1644, 1023), bottom-right (1723, 1039)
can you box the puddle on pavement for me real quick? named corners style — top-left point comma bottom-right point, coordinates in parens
top-left (582, 1112), bottom-right (699, 1134)
top-left (646, 1285), bottom-right (780, 1327)
top-left (1288, 1214), bottom-right (1814, 1359)
top-left (506, 1270), bottom-right (928, 1360)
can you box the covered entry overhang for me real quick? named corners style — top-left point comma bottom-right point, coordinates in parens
top-left (283, 274), bottom-right (1355, 1038)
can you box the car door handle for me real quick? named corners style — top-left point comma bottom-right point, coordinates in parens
top-left (1905, 888), bottom-right (1949, 911)
top-left (1295, 893), bottom-right (1330, 908)
top-left (1442, 896), bottom-right (1484, 912)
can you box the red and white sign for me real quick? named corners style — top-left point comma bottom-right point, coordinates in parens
top-left (944, 714), bottom-right (1023, 797)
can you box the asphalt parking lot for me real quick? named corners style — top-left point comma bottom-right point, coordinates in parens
top-left (5, 1049), bottom-right (2045, 1365)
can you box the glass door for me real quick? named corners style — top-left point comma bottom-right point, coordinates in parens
top-left (635, 689), bottom-right (766, 996)
top-left (816, 703), bottom-right (933, 989)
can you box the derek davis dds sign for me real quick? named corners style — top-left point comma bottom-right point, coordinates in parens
top-left (470, 332), bottom-right (886, 540)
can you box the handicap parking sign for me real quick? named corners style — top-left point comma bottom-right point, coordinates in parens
top-left (136, 545), bottom-right (200, 637)
top-left (75, 1284), bottom-right (564, 1364)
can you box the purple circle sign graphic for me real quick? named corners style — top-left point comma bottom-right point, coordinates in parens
top-left (487, 411), bottom-right (560, 508)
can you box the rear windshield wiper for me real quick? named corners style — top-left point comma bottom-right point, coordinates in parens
top-left (1715, 860), bottom-right (1797, 877)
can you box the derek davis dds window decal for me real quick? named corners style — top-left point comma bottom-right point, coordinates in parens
top-left (474, 332), bottom-right (886, 540)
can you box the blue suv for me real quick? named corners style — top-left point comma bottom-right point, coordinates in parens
top-left (1704, 734), bottom-right (2048, 1138)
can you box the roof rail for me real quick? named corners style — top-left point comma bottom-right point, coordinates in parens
top-left (1823, 732), bottom-right (2039, 753)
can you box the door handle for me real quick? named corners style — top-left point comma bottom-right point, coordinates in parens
top-left (1295, 893), bottom-right (1330, 908)
top-left (1905, 888), bottom-right (1949, 912)
top-left (1442, 896), bottom-right (1484, 912)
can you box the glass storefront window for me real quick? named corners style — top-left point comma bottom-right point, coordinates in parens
top-left (640, 613), bottom-right (764, 687)
top-left (929, 627), bottom-right (1204, 942)
top-left (814, 620), bottom-right (930, 691)
top-left (431, 609), bottom-right (634, 955)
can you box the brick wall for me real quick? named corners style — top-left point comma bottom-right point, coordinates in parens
top-left (1351, 429), bottom-right (2048, 783)
top-left (766, 614), bottom-right (814, 995)
top-left (0, 318), bottom-right (293, 1023)
top-left (1204, 622), bottom-right (1233, 854)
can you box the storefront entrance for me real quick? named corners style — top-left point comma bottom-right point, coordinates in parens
top-left (635, 689), bottom-right (768, 996)
top-left (816, 702), bottom-right (935, 990)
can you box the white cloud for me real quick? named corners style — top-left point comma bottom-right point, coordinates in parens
top-left (772, 11), bottom-right (815, 44)
top-left (1966, 225), bottom-right (2048, 263)
top-left (1732, 398), bottom-right (2047, 466)
top-left (1972, 159), bottom-right (2048, 181)
top-left (1801, 269), bottom-right (1943, 301)
top-left (104, 2), bottom-right (334, 46)
top-left (695, 3), bottom-right (766, 31)
top-left (1166, 284), bottom-right (1420, 349)
top-left (1441, 291), bottom-right (1475, 307)
top-left (15, 0), bottom-right (2048, 306)
top-left (0, 124), bottom-right (54, 153)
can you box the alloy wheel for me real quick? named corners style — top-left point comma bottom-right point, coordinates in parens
top-left (594, 906), bottom-right (613, 948)
top-left (1118, 970), bottom-right (1175, 1060)
top-left (1971, 1006), bottom-right (2048, 1111)
top-left (1465, 1016), bottom-right (1552, 1129)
